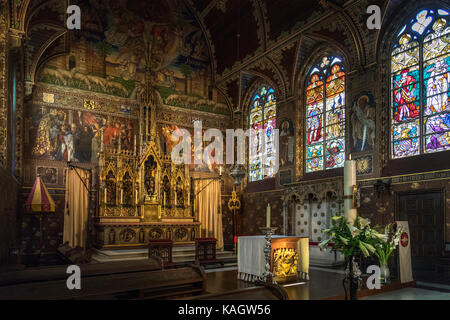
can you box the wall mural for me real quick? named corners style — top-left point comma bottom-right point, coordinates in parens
top-left (350, 92), bottom-right (376, 153)
top-left (35, 0), bottom-right (228, 115)
top-left (159, 124), bottom-right (220, 172)
top-left (28, 106), bottom-right (137, 163)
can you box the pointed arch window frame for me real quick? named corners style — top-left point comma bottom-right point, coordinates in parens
top-left (390, 7), bottom-right (450, 159)
top-left (248, 85), bottom-right (277, 182)
top-left (305, 56), bottom-right (347, 173)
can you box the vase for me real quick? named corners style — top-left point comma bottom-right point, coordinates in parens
top-left (343, 256), bottom-right (359, 300)
top-left (380, 263), bottom-right (390, 285)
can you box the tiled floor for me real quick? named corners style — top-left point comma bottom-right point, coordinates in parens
top-left (361, 287), bottom-right (450, 300)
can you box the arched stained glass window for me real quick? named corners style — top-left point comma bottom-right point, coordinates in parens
top-left (391, 8), bottom-right (450, 158)
top-left (305, 56), bottom-right (346, 172)
top-left (249, 86), bottom-right (277, 182)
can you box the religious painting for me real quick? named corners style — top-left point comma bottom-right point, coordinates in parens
top-left (248, 86), bottom-right (277, 182)
top-left (36, 167), bottom-right (58, 185)
top-left (350, 92), bottom-right (376, 153)
top-left (279, 119), bottom-right (294, 168)
top-left (159, 124), bottom-right (220, 173)
top-left (29, 107), bottom-right (137, 163)
top-left (35, 0), bottom-right (225, 115)
top-left (306, 56), bottom-right (346, 173)
top-left (391, 9), bottom-right (450, 158)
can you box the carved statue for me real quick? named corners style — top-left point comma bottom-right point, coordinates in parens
top-left (144, 156), bottom-right (157, 196)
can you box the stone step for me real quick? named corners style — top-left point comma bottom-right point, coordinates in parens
top-left (91, 246), bottom-right (237, 265)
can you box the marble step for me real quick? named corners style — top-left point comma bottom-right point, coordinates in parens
top-left (91, 246), bottom-right (236, 264)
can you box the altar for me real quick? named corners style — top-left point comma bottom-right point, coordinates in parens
top-left (237, 236), bottom-right (309, 283)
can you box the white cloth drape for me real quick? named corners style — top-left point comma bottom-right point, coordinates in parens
top-left (194, 178), bottom-right (223, 250)
top-left (63, 168), bottom-right (90, 248)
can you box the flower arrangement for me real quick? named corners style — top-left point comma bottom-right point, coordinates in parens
top-left (373, 224), bottom-right (402, 265)
top-left (319, 215), bottom-right (385, 259)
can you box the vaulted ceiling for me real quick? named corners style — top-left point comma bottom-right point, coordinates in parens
top-left (8, 0), bottom-right (405, 108)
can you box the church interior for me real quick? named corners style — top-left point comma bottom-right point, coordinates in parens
top-left (0, 0), bottom-right (449, 303)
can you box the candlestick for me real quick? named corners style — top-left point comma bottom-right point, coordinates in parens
top-left (266, 203), bottom-right (271, 228)
top-left (259, 227), bottom-right (278, 284)
top-left (344, 156), bottom-right (357, 225)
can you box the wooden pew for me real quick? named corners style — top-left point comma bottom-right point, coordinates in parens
top-left (0, 261), bottom-right (206, 300)
top-left (0, 258), bottom-right (162, 287)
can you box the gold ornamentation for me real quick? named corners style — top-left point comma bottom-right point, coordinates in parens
top-left (273, 248), bottom-right (298, 278)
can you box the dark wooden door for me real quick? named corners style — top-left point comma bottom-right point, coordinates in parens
top-left (398, 192), bottom-right (443, 279)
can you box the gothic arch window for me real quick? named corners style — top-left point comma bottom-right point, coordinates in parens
top-left (305, 56), bottom-right (346, 173)
top-left (391, 8), bottom-right (450, 158)
top-left (248, 85), bottom-right (277, 182)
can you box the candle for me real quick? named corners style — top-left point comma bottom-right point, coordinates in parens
top-left (344, 154), bottom-right (357, 225)
top-left (266, 203), bottom-right (271, 228)
top-left (219, 166), bottom-right (222, 176)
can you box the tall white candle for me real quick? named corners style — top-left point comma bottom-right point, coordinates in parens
top-left (344, 154), bottom-right (357, 225)
top-left (266, 203), bottom-right (271, 228)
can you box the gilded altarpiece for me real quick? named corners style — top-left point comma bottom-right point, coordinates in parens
top-left (95, 139), bottom-right (199, 249)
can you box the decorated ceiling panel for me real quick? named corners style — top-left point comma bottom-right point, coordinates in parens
top-left (203, 0), bottom-right (259, 75)
top-left (264, 0), bottom-right (325, 43)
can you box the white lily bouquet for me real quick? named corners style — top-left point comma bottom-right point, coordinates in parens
top-left (319, 215), bottom-right (386, 260)
top-left (373, 223), bottom-right (403, 268)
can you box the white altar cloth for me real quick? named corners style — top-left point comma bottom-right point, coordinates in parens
top-left (237, 235), bottom-right (309, 282)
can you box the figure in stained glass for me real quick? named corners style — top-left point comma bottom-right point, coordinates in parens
top-left (394, 69), bottom-right (419, 122)
top-left (426, 59), bottom-right (449, 114)
top-left (248, 86), bottom-right (277, 182)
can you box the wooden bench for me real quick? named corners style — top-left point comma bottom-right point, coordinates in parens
top-left (0, 261), bottom-right (206, 300)
top-left (0, 258), bottom-right (162, 287)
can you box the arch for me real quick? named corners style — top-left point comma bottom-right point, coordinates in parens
top-left (376, 1), bottom-right (450, 166)
top-left (241, 71), bottom-right (280, 119)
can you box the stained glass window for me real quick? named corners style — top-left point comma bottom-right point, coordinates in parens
top-left (249, 86), bottom-right (277, 182)
top-left (306, 56), bottom-right (346, 173)
top-left (391, 9), bottom-right (450, 158)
